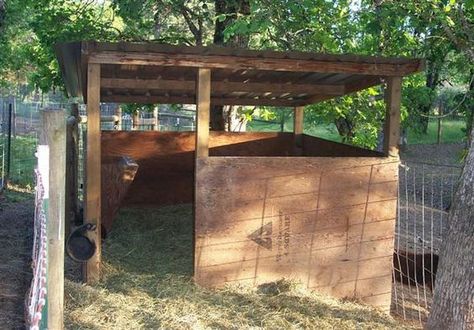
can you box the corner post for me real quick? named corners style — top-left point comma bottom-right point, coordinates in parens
top-left (40, 109), bottom-right (67, 330)
top-left (84, 63), bottom-right (102, 284)
top-left (194, 68), bottom-right (211, 281)
top-left (293, 106), bottom-right (304, 154)
top-left (384, 77), bottom-right (402, 157)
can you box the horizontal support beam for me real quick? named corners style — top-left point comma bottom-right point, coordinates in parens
top-left (101, 78), bottom-right (345, 96)
top-left (89, 52), bottom-right (423, 76)
top-left (299, 76), bottom-right (384, 106)
top-left (101, 94), bottom-right (301, 107)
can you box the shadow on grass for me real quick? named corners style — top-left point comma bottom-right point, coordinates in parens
top-left (65, 205), bottom-right (414, 329)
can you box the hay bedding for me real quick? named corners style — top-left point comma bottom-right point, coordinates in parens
top-left (64, 206), bottom-right (414, 330)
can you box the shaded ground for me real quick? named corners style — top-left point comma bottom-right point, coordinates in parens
top-left (397, 143), bottom-right (463, 253)
top-left (0, 189), bottom-right (34, 330)
top-left (401, 143), bottom-right (465, 166)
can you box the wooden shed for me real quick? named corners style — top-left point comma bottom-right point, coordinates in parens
top-left (56, 41), bottom-right (423, 311)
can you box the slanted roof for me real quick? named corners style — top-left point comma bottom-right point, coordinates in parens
top-left (55, 41), bottom-right (424, 106)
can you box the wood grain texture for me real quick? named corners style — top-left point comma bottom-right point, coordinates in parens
top-left (84, 63), bottom-right (101, 284)
top-left (196, 68), bottom-right (211, 158)
top-left (101, 156), bottom-right (138, 235)
top-left (65, 104), bottom-right (79, 234)
top-left (293, 107), bottom-right (304, 154)
top-left (195, 156), bottom-right (398, 311)
top-left (101, 77), bottom-right (344, 95)
top-left (303, 134), bottom-right (384, 157)
top-left (40, 109), bottom-right (67, 330)
top-left (56, 42), bottom-right (423, 105)
top-left (101, 131), bottom-right (296, 206)
top-left (89, 51), bottom-right (422, 76)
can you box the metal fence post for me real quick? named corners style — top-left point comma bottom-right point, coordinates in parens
top-left (5, 103), bottom-right (12, 183)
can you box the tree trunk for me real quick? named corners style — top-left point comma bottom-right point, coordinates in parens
top-left (417, 63), bottom-right (439, 134)
top-left (334, 117), bottom-right (354, 142)
top-left (211, 0), bottom-right (250, 131)
top-left (426, 121), bottom-right (474, 329)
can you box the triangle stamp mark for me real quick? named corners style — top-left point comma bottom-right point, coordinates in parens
top-left (248, 222), bottom-right (273, 250)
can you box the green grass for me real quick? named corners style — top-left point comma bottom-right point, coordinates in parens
top-left (0, 134), bottom-right (37, 188)
top-left (407, 119), bottom-right (466, 145)
top-left (0, 184), bottom-right (33, 204)
top-left (65, 205), bottom-right (415, 330)
top-left (247, 120), bottom-right (342, 142)
top-left (248, 118), bottom-right (466, 146)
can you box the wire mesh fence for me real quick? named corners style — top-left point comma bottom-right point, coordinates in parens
top-left (0, 96), bottom-right (69, 188)
top-left (392, 160), bottom-right (461, 325)
top-left (0, 100), bottom-right (202, 188)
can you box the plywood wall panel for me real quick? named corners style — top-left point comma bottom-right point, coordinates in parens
top-left (195, 156), bottom-right (398, 311)
top-left (302, 134), bottom-right (384, 157)
top-left (101, 131), bottom-right (296, 206)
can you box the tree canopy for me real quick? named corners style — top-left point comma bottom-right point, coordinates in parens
top-left (0, 0), bottom-right (472, 146)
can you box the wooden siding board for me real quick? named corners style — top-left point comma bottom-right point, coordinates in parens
top-left (101, 131), bottom-right (296, 207)
top-left (195, 156), bottom-right (398, 310)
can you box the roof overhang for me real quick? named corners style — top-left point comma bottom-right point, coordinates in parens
top-left (55, 41), bottom-right (424, 106)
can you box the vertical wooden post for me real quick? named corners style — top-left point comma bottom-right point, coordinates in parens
top-left (115, 105), bottom-right (122, 130)
top-left (153, 106), bottom-right (159, 131)
top-left (40, 109), bottom-right (66, 330)
top-left (194, 68), bottom-right (211, 280)
top-left (384, 77), bottom-right (402, 157)
top-left (132, 110), bottom-right (139, 130)
top-left (84, 63), bottom-right (102, 284)
top-left (293, 106), bottom-right (304, 154)
top-left (195, 68), bottom-right (211, 158)
top-left (65, 104), bottom-right (79, 235)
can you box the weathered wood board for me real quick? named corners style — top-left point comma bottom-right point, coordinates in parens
top-left (101, 156), bottom-right (138, 236)
top-left (302, 134), bottom-right (384, 157)
top-left (195, 156), bottom-right (398, 311)
top-left (101, 131), bottom-right (296, 206)
top-left (101, 131), bottom-right (383, 207)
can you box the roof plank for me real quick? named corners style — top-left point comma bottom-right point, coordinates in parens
top-left (89, 51), bottom-right (422, 77)
top-left (101, 78), bottom-right (345, 95)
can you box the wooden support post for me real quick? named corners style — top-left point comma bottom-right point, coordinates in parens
top-left (40, 109), bottom-right (66, 330)
top-left (195, 68), bottom-right (211, 158)
top-left (384, 77), bottom-right (402, 157)
top-left (115, 105), bottom-right (122, 130)
top-left (65, 104), bottom-right (79, 235)
top-left (84, 63), bottom-right (102, 284)
top-left (132, 111), bottom-right (139, 130)
top-left (293, 106), bottom-right (304, 154)
top-left (153, 106), bottom-right (159, 131)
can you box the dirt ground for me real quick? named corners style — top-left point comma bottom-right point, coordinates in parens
top-left (401, 143), bottom-right (465, 166)
top-left (0, 190), bottom-right (34, 330)
top-left (391, 143), bottom-right (464, 324)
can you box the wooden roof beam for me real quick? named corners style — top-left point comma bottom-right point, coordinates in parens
top-left (297, 76), bottom-right (384, 106)
top-left (100, 94), bottom-right (302, 107)
top-left (101, 78), bottom-right (345, 96)
top-left (89, 51), bottom-right (423, 76)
